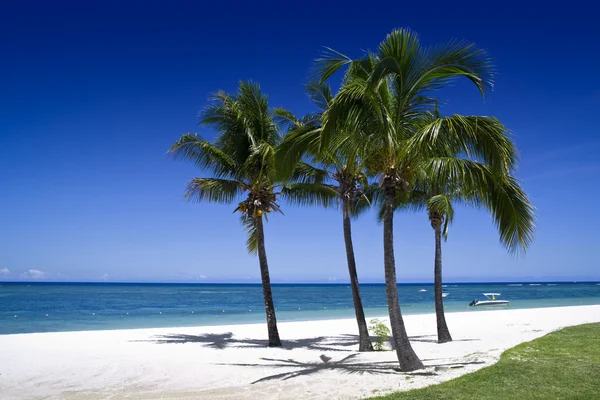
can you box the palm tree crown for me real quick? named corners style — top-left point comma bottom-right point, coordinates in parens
top-left (170, 81), bottom-right (334, 251)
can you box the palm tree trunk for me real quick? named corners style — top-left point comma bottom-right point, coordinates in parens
top-left (254, 215), bottom-right (282, 347)
top-left (434, 225), bottom-right (452, 343)
top-left (383, 179), bottom-right (424, 371)
top-left (342, 198), bottom-right (373, 352)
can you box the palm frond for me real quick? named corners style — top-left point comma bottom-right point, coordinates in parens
top-left (280, 183), bottom-right (338, 208)
top-left (314, 47), bottom-right (353, 84)
top-left (276, 124), bottom-right (322, 178)
top-left (421, 157), bottom-right (490, 192)
top-left (411, 115), bottom-right (517, 173)
top-left (290, 162), bottom-right (330, 185)
top-left (169, 133), bottom-right (237, 178)
top-left (423, 158), bottom-right (535, 253)
top-left (478, 175), bottom-right (535, 255)
top-left (273, 107), bottom-right (299, 130)
top-left (305, 81), bottom-right (333, 111)
top-left (240, 215), bottom-right (258, 254)
top-left (413, 39), bottom-right (494, 98)
top-left (200, 90), bottom-right (253, 166)
top-left (371, 28), bottom-right (421, 94)
top-left (239, 81), bottom-right (281, 146)
top-left (321, 79), bottom-right (383, 151)
top-left (184, 178), bottom-right (243, 204)
top-left (242, 141), bottom-right (277, 184)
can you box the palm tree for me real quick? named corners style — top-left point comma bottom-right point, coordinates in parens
top-left (404, 165), bottom-right (534, 344)
top-left (169, 81), bottom-right (335, 347)
top-left (426, 191), bottom-right (455, 343)
top-left (399, 108), bottom-right (536, 344)
top-left (276, 82), bottom-right (374, 351)
top-left (315, 28), bottom-right (530, 371)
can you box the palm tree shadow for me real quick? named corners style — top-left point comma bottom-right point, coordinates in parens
top-left (137, 332), bottom-right (479, 350)
top-left (222, 354), bottom-right (402, 384)
top-left (138, 333), bottom-right (485, 383)
top-left (221, 354), bottom-right (486, 384)
top-left (143, 332), bottom-right (238, 349)
top-left (408, 335), bottom-right (481, 343)
top-left (136, 332), bottom-right (361, 352)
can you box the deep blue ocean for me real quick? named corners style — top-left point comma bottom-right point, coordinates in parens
top-left (1, 282), bottom-right (599, 335)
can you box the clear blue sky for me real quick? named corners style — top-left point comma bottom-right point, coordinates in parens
top-left (1, 1), bottom-right (599, 283)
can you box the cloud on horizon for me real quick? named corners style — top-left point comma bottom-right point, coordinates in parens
top-left (20, 269), bottom-right (46, 279)
top-left (0, 268), bottom-right (10, 275)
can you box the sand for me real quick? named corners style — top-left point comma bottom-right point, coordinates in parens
top-left (1, 305), bottom-right (599, 399)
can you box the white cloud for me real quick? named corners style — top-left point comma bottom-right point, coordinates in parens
top-left (101, 274), bottom-right (110, 281)
top-left (328, 276), bottom-right (337, 282)
top-left (21, 269), bottom-right (46, 279)
top-left (0, 268), bottom-right (9, 275)
top-left (198, 275), bottom-right (207, 280)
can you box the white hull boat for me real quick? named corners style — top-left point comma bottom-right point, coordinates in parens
top-left (470, 299), bottom-right (509, 306)
top-left (469, 293), bottom-right (509, 307)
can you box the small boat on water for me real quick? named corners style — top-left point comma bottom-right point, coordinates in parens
top-left (469, 293), bottom-right (509, 307)
top-left (418, 289), bottom-right (427, 292)
top-left (442, 292), bottom-right (449, 298)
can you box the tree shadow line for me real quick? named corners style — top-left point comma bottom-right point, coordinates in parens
top-left (135, 331), bottom-right (484, 384)
top-left (220, 354), bottom-right (485, 384)
top-left (135, 332), bottom-right (363, 352)
top-left (137, 332), bottom-right (479, 351)
top-left (407, 334), bottom-right (481, 344)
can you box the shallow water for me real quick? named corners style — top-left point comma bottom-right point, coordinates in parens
top-left (1, 282), bottom-right (599, 334)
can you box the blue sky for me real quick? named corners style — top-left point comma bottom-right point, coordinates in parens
top-left (1, 1), bottom-right (599, 283)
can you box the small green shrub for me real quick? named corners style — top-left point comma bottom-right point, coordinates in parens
top-left (369, 318), bottom-right (391, 351)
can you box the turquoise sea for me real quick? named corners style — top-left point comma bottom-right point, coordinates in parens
top-left (1, 282), bottom-right (599, 335)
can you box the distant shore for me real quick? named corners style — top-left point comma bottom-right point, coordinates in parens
top-left (1, 305), bottom-right (599, 399)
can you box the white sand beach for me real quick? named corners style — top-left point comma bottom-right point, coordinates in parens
top-left (1, 305), bottom-right (599, 399)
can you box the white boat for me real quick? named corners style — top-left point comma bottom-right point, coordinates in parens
top-left (469, 293), bottom-right (509, 307)
top-left (418, 289), bottom-right (427, 292)
top-left (442, 292), bottom-right (449, 298)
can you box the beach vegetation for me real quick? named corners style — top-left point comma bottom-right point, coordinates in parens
top-left (369, 318), bottom-right (391, 351)
top-left (370, 322), bottom-right (600, 399)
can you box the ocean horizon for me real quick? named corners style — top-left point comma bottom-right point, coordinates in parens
top-left (2, 281), bottom-right (599, 335)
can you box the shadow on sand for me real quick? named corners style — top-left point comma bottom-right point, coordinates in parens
top-left (138, 332), bottom-right (479, 350)
top-left (408, 335), bottom-right (481, 344)
top-left (138, 332), bottom-right (367, 352)
top-left (220, 355), bottom-right (485, 383)
top-left (135, 332), bottom-right (484, 383)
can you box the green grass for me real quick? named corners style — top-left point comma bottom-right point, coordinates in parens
top-left (370, 323), bottom-right (600, 400)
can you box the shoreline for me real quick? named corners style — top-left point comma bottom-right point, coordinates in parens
top-left (1, 305), bottom-right (599, 399)
top-left (4, 281), bottom-right (599, 336)
top-left (3, 301), bottom-right (600, 336)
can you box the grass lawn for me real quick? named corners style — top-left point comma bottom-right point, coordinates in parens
top-left (370, 323), bottom-right (600, 400)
